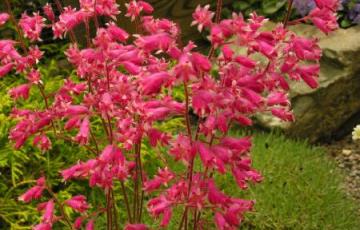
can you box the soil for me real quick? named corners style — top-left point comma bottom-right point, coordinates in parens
top-left (325, 134), bottom-right (360, 204)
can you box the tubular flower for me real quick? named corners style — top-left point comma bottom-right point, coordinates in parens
top-left (1, 0), bottom-right (338, 229)
top-left (0, 13), bottom-right (9, 26)
top-left (18, 12), bottom-right (45, 42)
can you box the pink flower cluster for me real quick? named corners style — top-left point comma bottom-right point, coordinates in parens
top-left (0, 0), bottom-right (339, 229)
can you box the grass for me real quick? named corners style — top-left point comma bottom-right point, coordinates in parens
top-left (214, 131), bottom-right (360, 230)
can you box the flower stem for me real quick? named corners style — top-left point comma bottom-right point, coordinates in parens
top-left (283, 0), bottom-right (294, 27)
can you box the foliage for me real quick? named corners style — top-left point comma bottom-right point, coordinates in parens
top-left (228, 132), bottom-right (360, 229)
top-left (226, 0), bottom-right (288, 21)
top-left (0, 0), bottom-right (342, 230)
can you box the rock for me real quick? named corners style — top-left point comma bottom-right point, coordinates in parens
top-left (258, 25), bottom-right (360, 143)
top-left (342, 149), bottom-right (352, 156)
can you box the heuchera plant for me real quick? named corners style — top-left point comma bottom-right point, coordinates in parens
top-left (1, 0), bottom-right (339, 229)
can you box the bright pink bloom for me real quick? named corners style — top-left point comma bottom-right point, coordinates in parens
top-left (140, 72), bottom-right (170, 95)
top-left (125, 224), bottom-right (149, 230)
top-left (208, 179), bottom-right (229, 205)
top-left (0, 13), bottom-right (9, 26)
top-left (271, 108), bottom-right (295, 122)
top-left (0, 63), bottom-right (13, 78)
top-left (234, 55), bottom-right (257, 69)
top-left (33, 223), bottom-right (52, 230)
top-left (42, 200), bottom-right (54, 224)
top-left (138, 1), bottom-right (154, 14)
top-left (125, 0), bottom-right (153, 21)
top-left (291, 37), bottom-right (321, 61)
top-left (220, 137), bottom-right (252, 155)
top-left (19, 177), bottom-right (46, 203)
top-left (73, 217), bottom-right (84, 229)
top-left (43, 3), bottom-right (55, 22)
top-left (144, 167), bottom-right (175, 192)
top-left (191, 5), bottom-right (214, 32)
top-left (314, 0), bottom-right (340, 11)
top-left (267, 92), bottom-right (289, 106)
top-left (106, 22), bottom-right (129, 42)
top-left (221, 45), bottom-right (234, 61)
top-left (33, 135), bottom-right (52, 151)
top-left (19, 12), bottom-right (45, 41)
top-left (74, 117), bottom-right (90, 145)
top-left (65, 195), bottom-right (89, 213)
top-left (27, 69), bottom-right (41, 84)
top-left (65, 105), bottom-right (89, 116)
top-left (135, 33), bottom-right (173, 52)
top-left (295, 64), bottom-right (320, 89)
top-left (147, 128), bottom-right (170, 147)
top-left (309, 8), bottom-right (338, 34)
top-left (9, 84), bottom-right (30, 100)
top-left (191, 52), bottom-right (212, 72)
top-left (232, 159), bottom-right (262, 189)
top-left (85, 219), bottom-right (94, 230)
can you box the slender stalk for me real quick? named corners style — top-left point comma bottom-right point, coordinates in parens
top-left (283, 0), bottom-right (294, 28)
top-left (46, 187), bottom-right (74, 230)
top-left (4, 0), bottom-right (27, 53)
top-left (208, 0), bottom-right (224, 59)
top-left (121, 181), bottom-right (133, 223)
top-left (111, 190), bottom-right (120, 230)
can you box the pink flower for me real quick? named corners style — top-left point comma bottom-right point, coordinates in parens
top-left (33, 223), bottom-right (52, 230)
top-left (234, 55), bottom-right (257, 69)
top-left (314, 0), bottom-right (340, 11)
top-left (221, 45), bottom-right (234, 61)
top-left (214, 212), bottom-right (230, 230)
top-left (138, 1), bottom-right (154, 14)
top-left (19, 12), bottom-right (45, 42)
top-left (19, 177), bottom-right (46, 203)
top-left (291, 37), bottom-right (321, 61)
top-left (208, 179), bottom-right (229, 205)
top-left (106, 22), bottom-right (129, 42)
top-left (169, 134), bottom-right (194, 164)
top-left (43, 3), bottom-right (55, 22)
top-left (220, 137), bottom-right (252, 155)
top-left (65, 195), bottom-right (89, 213)
top-left (144, 167), bottom-right (175, 192)
top-left (309, 8), bottom-right (338, 34)
top-left (27, 69), bottom-right (41, 84)
top-left (9, 84), bottom-right (31, 100)
top-left (85, 219), bottom-right (94, 230)
top-left (94, 0), bottom-right (120, 17)
top-left (135, 33), bottom-right (173, 52)
top-left (125, 0), bottom-right (154, 21)
top-left (0, 63), bottom-right (13, 78)
top-left (271, 108), bottom-right (295, 122)
top-left (147, 128), bottom-right (170, 147)
top-left (42, 200), bottom-right (54, 224)
top-left (73, 217), bottom-right (84, 229)
top-left (295, 64), bottom-right (320, 89)
top-left (191, 5), bottom-right (214, 32)
top-left (140, 72), bottom-right (171, 95)
top-left (191, 52), bottom-right (212, 72)
top-left (267, 92), bottom-right (289, 106)
top-left (124, 224), bottom-right (149, 230)
top-left (232, 159), bottom-right (262, 189)
top-left (65, 105), bottom-right (89, 116)
top-left (74, 117), bottom-right (90, 145)
top-left (33, 135), bottom-right (52, 151)
top-left (0, 13), bottom-right (9, 26)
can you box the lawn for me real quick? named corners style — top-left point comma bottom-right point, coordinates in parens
top-left (223, 131), bottom-right (360, 230)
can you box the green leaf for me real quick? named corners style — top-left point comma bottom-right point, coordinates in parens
top-left (262, 0), bottom-right (287, 15)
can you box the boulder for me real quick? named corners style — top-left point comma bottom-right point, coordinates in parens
top-left (258, 25), bottom-right (360, 143)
